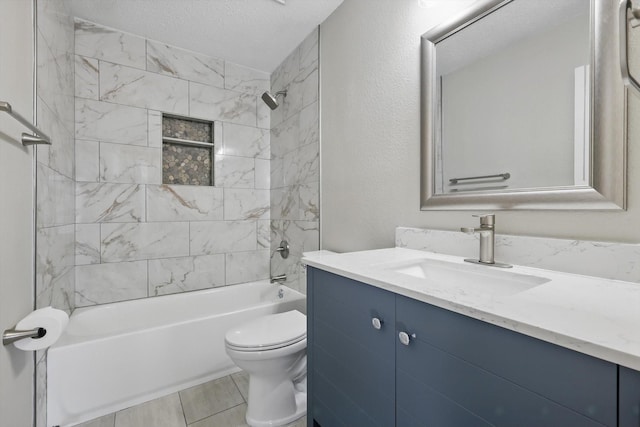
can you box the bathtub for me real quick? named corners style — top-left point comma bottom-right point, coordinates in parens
top-left (47, 281), bottom-right (306, 427)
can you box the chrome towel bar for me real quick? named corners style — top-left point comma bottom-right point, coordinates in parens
top-left (0, 100), bottom-right (51, 146)
top-left (449, 173), bottom-right (510, 184)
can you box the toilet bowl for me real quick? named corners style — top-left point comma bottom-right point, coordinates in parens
top-left (225, 310), bottom-right (307, 427)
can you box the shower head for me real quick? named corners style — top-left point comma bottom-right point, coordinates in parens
top-left (261, 90), bottom-right (287, 110)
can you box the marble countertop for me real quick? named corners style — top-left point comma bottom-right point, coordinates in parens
top-left (302, 248), bottom-right (640, 371)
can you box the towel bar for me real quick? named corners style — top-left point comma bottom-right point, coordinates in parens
top-left (0, 101), bottom-right (51, 146)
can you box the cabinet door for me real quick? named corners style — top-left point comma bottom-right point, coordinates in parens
top-left (308, 268), bottom-right (395, 427)
top-left (396, 295), bottom-right (616, 427)
top-left (620, 366), bottom-right (640, 427)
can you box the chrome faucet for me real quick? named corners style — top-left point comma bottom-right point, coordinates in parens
top-left (461, 214), bottom-right (512, 268)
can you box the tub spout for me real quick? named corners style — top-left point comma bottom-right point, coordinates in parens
top-left (270, 274), bottom-right (286, 283)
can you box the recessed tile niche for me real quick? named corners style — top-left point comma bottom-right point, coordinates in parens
top-left (162, 115), bottom-right (214, 186)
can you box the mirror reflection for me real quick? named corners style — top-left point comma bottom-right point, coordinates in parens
top-left (433, 0), bottom-right (591, 194)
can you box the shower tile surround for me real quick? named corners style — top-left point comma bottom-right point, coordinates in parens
top-left (270, 30), bottom-right (320, 293)
top-left (36, 1), bottom-right (76, 426)
top-left (73, 18), bottom-right (283, 306)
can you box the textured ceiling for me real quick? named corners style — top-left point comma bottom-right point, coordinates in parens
top-left (69, 0), bottom-right (344, 73)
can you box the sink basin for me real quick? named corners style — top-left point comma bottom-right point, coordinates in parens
top-left (387, 258), bottom-right (550, 297)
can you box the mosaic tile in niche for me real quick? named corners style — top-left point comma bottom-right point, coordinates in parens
top-left (163, 116), bottom-right (212, 142)
top-left (162, 115), bottom-right (214, 186)
top-left (163, 143), bottom-right (212, 186)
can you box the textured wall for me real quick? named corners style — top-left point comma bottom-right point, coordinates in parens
top-left (35, 0), bottom-right (75, 425)
top-left (0, 2), bottom-right (36, 426)
top-left (320, 0), bottom-right (640, 252)
top-left (270, 29), bottom-right (320, 294)
top-left (74, 19), bottom-right (272, 306)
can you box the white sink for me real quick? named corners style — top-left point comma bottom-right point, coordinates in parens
top-left (387, 258), bottom-right (550, 297)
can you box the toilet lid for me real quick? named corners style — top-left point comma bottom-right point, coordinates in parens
top-left (225, 310), bottom-right (306, 350)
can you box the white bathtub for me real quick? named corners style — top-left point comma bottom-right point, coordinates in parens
top-left (47, 281), bottom-right (306, 427)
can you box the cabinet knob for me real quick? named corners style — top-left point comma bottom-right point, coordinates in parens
top-left (371, 317), bottom-right (383, 330)
top-left (398, 331), bottom-right (416, 346)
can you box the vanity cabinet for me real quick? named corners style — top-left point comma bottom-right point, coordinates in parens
top-left (309, 267), bottom-right (396, 427)
top-left (396, 295), bottom-right (616, 427)
top-left (308, 267), bottom-right (629, 427)
top-left (619, 366), bottom-right (640, 427)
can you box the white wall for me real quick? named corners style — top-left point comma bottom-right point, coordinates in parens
top-left (320, 0), bottom-right (640, 252)
top-left (0, 1), bottom-right (34, 425)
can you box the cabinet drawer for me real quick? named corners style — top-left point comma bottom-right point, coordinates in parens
top-left (312, 269), bottom-right (395, 360)
top-left (397, 338), bottom-right (605, 427)
top-left (396, 295), bottom-right (616, 426)
top-left (619, 366), bottom-right (640, 427)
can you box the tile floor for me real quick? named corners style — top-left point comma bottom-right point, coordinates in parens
top-left (75, 371), bottom-right (306, 427)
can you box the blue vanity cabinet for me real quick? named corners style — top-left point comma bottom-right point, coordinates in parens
top-left (396, 295), bottom-right (617, 427)
top-left (308, 267), bottom-right (396, 427)
top-left (619, 366), bottom-right (640, 426)
top-left (308, 267), bottom-right (620, 427)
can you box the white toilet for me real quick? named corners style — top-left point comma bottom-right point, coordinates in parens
top-left (225, 310), bottom-right (307, 427)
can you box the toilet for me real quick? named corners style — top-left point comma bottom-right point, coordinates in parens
top-left (225, 310), bottom-right (307, 427)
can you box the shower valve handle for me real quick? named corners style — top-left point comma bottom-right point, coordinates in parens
top-left (276, 240), bottom-right (289, 259)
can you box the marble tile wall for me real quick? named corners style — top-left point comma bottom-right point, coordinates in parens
top-left (74, 19), bottom-right (272, 306)
top-left (37, 0), bottom-right (75, 312)
top-left (36, 1), bottom-right (75, 425)
top-left (396, 227), bottom-right (640, 283)
top-left (270, 29), bottom-right (320, 294)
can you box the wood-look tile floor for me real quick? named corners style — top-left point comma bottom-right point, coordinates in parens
top-left (75, 371), bottom-right (307, 427)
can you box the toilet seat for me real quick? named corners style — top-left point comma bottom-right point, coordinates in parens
top-left (225, 310), bottom-right (306, 352)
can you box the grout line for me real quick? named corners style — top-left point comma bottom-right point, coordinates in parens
top-left (98, 211), bottom-right (103, 264)
top-left (144, 183), bottom-right (148, 222)
top-left (97, 59), bottom-right (100, 99)
top-left (177, 390), bottom-right (189, 427)
top-left (146, 259), bottom-right (149, 297)
top-left (188, 402), bottom-right (247, 426)
top-left (146, 109), bottom-right (150, 147)
top-left (229, 372), bottom-right (247, 403)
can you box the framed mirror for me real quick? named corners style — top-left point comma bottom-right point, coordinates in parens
top-left (420, 0), bottom-right (627, 210)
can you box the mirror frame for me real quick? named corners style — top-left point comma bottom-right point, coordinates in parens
top-left (420, 0), bottom-right (627, 210)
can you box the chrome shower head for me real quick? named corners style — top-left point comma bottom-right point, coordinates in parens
top-left (261, 90), bottom-right (287, 110)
